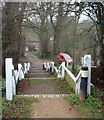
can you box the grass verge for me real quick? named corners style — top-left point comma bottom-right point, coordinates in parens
top-left (55, 78), bottom-right (75, 94)
top-left (64, 86), bottom-right (103, 118)
top-left (32, 51), bottom-right (53, 60)
top-left (2, 96), bottom-right (39, 118)
top-left (29, 79), bottom-right (52, 84)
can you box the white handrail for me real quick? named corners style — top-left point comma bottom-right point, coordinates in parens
top-left (63, 66), bottom-right (76, 83)
top-left (43, 54), bottom-right (92, 95)
top-left (5, 58), bottom-right (30, 101)
top-left (58, 62), bottom-right (63, 71)
top-left (54, 66), bottom-right (58, 73)
top-left (75, 70), bottom-right (81, 83)
top-left (44, 61), bottom-right (81, 94)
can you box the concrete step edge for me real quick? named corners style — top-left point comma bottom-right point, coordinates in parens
top-left (30, 69), bottom-right (43, 70)
top-left (24, 78), bottom-right (56, 80)
top-left (29, 73), bottom-right (50, 74)
top-left (16, 94), bottom-right (73, 98)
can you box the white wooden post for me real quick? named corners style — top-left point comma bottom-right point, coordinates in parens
top-left (46, 63), bottom-right (49, 71)
top-left (27, 63), bottom-right (30, 71)
top-left (12, 65), bottom-right (16, 95)
top-left (24, 63), bottom-right (26, 74)
top-left (21, 65), bottom-right (24, 79)
top-left (62, 62), bottom-right (65, 78)
top-left (84, 55), bottom-right (91, 95)
top-left (43, 62), bottom-right (46, 70)
top-left (76, 77), bottom-right (81, 94)
top-left (18, 64), bottom-right (22, 81)
top-left (5, 58), bottom-right (13, 101)
top-left (18, 64), bottom-right (24, 81)
top-left (46, 63), bottom-right (48, 71)
top-left (24, 63), bottom-right (28, 74)
top-left (14, 70), bottom-right (18, 83)
top-left (51, 62), bottom-right (54, 73)
top-left (57, 70), bottom-right (62, 78)
top-left (82, 57), bottom-right (84, 65)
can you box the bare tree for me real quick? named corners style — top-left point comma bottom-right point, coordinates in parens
top-left (15, 2), bottom-right (26, 63)
top-left (0, 2), bottom-right (2, 75)
top-left (50, 2), bottom-right (74, 64)
top-left (24, 2), bottom-right (52, 57)
top-left (75, 2), bottom-right (104, 68)
top-left (2, 2), bottom-right (26, 76)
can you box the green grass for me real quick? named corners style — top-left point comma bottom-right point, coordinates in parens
top-left (68, 67), bottom-right (80, 76)
top-left (22, 78), bottom-right (57, 85)
top-left (29, 79), bottom-right (51, 84)
top-left (0, 97), bottom-right (2, 117)
top-left (2, 96), bottom-right (39, 118)
top-left (33, 51), bottom-right (42, 58)
top-left (55, 78), bottom-right (75, 94)
top-left (64, 87), bottom-right (103, 118)
top-left (32, 51), bottom-right (53, 60)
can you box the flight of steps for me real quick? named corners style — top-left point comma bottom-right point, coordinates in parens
top-left (26, 67), bottom-right (54, 80)
top-left (17, 56), bottom-right (71, 97)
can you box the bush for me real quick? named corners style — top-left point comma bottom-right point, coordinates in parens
top-left (65, 92), bottom-right (103, 118)
top-left (0, 76), bottom-right (6, 96)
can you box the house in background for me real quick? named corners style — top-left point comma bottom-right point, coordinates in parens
top-left (23, 29), bottom-right (40, 52)
top-left (27, 40), bottom-right (40, 51)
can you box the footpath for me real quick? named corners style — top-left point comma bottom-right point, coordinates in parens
top-left (17, 53), bottom-right (80, 118)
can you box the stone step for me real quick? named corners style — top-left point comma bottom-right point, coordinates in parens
top-left (30, 68), bottom-right (43, 70)
top-left (29, 74), bottom-right (51, 78)
top-left (30, 73), bottom-right (50, 74)
top-left (24, 77), bottom-right (56, 80)
top-left (16, 94), bottom-right (71, 98)
top-left (30, 70), bottom-right (46, 73)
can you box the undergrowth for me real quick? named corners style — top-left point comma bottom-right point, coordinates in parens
top-left (33, 51), bottom-right (53, 60)
top-left (65, 86), bottom-right (103, 118)
top-left (2, 96), bottom-right (39, 118)
top-left (0, 76), bottom-right (6, 96)
top-left (55, 78), bottom-right (75, 94)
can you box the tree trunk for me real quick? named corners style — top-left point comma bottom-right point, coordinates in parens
top-left (53, 3), bottom-right (63, 65)
top-left (15, 3), bottom-right (26, 64)
top-left (39, 34), bottom-right (50, 57)
top-left (72, 13), bottom-right (78, 73)
top-left (53, 28), bottom-right (60, 65)
top-left (96, 3), bottom-right (104, 69)
top-left (2, 3), bottom-right (17, 76)
top-left (93, 44), bottom-right (97, 66)
top-left (0, 5), bottom-right (2, 75)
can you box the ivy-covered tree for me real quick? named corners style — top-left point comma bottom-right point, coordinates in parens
top-left (74, 2), bottom-right (104, 68)
top-left (2, 2), bottom-right (26, 76)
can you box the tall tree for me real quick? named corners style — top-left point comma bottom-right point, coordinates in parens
top-left (0, 2), bottom-right (2, 75)
top-left (2, 2), bottom-right (26, 76)
top-left (75, 2), bottom-right (104, 68)
top-left (50, 2), bottom-right (73, 64)
top-left (51, 3), bottom-right (63, 64)
top-left (15, 2), bottom-right (26, 63)
top-left (24, 2), bottom-right (51, 57)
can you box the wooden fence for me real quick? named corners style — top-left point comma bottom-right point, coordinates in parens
top-left (5, 58), bottom-right (30, 101)
top-left (43, 55), bottom-right (92, 95)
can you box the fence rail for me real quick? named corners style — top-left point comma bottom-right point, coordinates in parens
top-left (43, 55), bottom-right (92, 95)
top-left (5, 58), bottom-right (30, 101)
